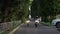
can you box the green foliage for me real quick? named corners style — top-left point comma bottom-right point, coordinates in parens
top-left (31, 0), bottom-right (60, 22)
top-left (0, 0), bottom-right (30, 23)
top-left (21, 17), bottom-right (27, 23)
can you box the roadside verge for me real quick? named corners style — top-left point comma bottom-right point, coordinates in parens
top-left (8, 23), bottom-right (24, 34)
top-left (40, 22), bottom-right (51, 26)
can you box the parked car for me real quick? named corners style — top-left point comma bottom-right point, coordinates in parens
top-left (52, 19), bottom-right (60, 29)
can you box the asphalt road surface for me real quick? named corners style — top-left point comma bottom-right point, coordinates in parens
top-left (13, 21), bottom-right (60, 34)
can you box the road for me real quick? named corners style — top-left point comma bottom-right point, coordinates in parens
top-left (13, 21), bottom-right (60, 34)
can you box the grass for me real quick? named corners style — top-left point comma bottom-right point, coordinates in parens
top-left (40, 22), bottom-right (51, 26)
top-left (1, 28), bottom-right (13, 34)
top-left (1, 25), bottom-right (19, 34)
top-left (0, 23), bottom-right (21, 34)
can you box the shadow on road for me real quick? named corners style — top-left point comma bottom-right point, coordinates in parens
top-left (57, 29), bottom-right (60, 31)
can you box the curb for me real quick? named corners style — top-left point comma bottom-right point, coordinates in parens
top-left (8, 23), bottom-right (24, 34)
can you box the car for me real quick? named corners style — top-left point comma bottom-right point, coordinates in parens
top-left (52, 19), bottom-right (60, 29)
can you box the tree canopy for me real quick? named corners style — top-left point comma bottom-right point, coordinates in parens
top-left (0, 0), bottom-right (30, 23)
top-left (31, 0), bottom-right (60, 22)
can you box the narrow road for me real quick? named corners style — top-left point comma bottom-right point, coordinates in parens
top-left (13, 21), bottom-right (60, 34)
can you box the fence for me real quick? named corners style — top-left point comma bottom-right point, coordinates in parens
top-left (0, 20), bottom-right (21, 34)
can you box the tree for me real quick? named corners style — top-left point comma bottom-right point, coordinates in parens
top-left (31, 0), bottom-right (60, 22)
top-left (0, 0), bottom-right (30, 23)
